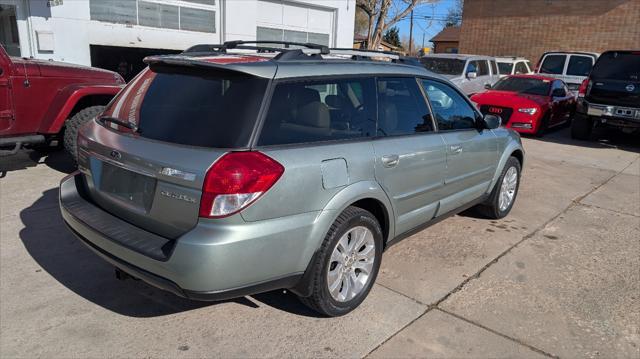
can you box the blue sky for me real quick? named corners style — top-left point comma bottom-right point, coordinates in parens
top-left (393, 0), bottom-right (458, 49)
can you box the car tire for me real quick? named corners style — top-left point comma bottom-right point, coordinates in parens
top-left (535, 113), bottom-right (549, 137)
top-left (298, 206), bottom-right (383, 317)
top-left (478, 156), bottom-right (521, 219)
top-left (571, 115), bottom-right (593, 140)
top-left (64, 106), bottom-right (104, 162)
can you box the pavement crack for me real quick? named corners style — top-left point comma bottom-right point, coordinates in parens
top-left (575, 202), bottom-right (640, 218)
top-left (436, 308), bottom-right (559, 358)
top-left (362, 306), bottom-right (433, 359)
top-left (432, 157), bottom-right (639, 307)
top-left (376, 283), bottom-right (428, 307)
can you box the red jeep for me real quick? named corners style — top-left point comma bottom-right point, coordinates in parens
top-left (0, 45), bottom-right (124, 159)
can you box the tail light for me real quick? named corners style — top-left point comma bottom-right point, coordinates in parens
top-left (199, 151), bottom-right (284, 218)
top-left (578, 78), bottom-right (590, 98)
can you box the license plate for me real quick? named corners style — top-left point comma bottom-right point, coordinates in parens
top-left (100, 162), bottom-right (156, 210)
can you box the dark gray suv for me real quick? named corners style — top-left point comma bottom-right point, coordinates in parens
top-left (60, 41), bottom-right (524, 316)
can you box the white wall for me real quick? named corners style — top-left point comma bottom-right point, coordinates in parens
top-left (11, 0), bottom-right (355, 66)
top-left (224, 0), bottom-right (355, 47)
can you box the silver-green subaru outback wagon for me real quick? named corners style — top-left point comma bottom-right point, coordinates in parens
top-left (60, 41), bottom-right (524, 317)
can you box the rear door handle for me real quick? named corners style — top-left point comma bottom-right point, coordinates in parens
top-left (381, 154), bottom-right (399, 168)
top-left (450, 145), bottom-right (463, 155)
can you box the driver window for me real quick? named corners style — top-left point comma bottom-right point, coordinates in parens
top-left (376, 77), bottom-right (434, 136)
top-left (466, 61), bottom-right (477, 74)
top-left (420, 79), bottom-right (477, 131)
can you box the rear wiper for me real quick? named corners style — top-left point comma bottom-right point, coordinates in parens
top-left (99, 116), bottom-right (139, 132)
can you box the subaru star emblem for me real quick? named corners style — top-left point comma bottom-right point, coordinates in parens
top-left (110, 150), bottom-right (122, 160)
top-left (626, 84), bottom-right (635, 92)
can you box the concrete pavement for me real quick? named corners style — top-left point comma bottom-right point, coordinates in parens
top-left (1, 128), bottom-right (638, 358)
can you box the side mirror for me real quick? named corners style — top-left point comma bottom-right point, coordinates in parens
top-left (481, 114), bottom-right (501, 129)
top-left (466, 71), bottom-right (477, 79)
top-left (484, 83), bottom-right (492, 90)
top-left (551, 88), bottom-right (565, 97)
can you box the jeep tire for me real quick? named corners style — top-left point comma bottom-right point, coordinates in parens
top-left (64, 106), bottom-right (104, 162)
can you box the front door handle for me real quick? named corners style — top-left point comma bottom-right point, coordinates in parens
top-left (450, 145), bottom-right (463, 155)
top-left (381, 154), bottom-right (400, 168)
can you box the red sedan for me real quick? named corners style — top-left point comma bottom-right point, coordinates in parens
top-left (470, 75), bottom-right (576, 136)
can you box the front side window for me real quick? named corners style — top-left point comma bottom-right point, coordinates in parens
top-left (421, 80), bottom-right (477, 131)
top-left (566, 55), bottom-right (594, 76)
top-left (515, 62), bottom-right (529, 74)
top-left (376, 78), bottom-right (433, 137)
top-left (258, 78), bottom-right (376, 146)
top-left (540, 54), bottom-right (566, 74)
top-left (476, 60), bottom-right (490, 76)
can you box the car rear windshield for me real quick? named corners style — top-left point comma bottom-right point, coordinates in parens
top-left (497, 62), bottom-right (513, 74)
top-left (420, 58), bottom-right (465, 76)
top-left (492, 77), bottom-right (551, 96)
top-left (590, 52), bottom-right (640, 81)
top-left (100, 66), bottom-right (268, 148)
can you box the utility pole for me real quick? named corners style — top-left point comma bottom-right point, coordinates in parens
top-left (408, 10), bottom-right (414, 55)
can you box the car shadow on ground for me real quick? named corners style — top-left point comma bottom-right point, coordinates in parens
top-left (19, 187), bottom-right (321, 318)
top-left (525, 126), bottom-right (640, 153)
top-left (0, 149), bottom-right (75, 178)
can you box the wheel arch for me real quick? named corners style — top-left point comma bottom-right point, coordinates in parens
top-left (486, 137), bottom-right (525, 195)
top-left (38, 84), bottom-right (123, 134)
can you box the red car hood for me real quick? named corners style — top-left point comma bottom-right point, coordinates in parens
top-left (472, 90), bottom-right (549, 108)
top-left (11, 57), bottom-right (122, 83)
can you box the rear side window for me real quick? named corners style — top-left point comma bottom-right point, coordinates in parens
top-left (498, 62), bottom-right (514, 75)
top-left (421, 80), bottom-right (477, 130)
top-left (566, 55), bottom-right (594, 76)
top-left (376, 77), bottom-right (433, 136)
top-left (101, 67), bottom-right (268, 148)
top-left (591, 52), bottom-right (640, 81)
top-left (258, 78), bottom-right (376, 146)
top-left (540, 54), bottom-right (566, 74)
top-left (490, 60), bottom-right (498, 75)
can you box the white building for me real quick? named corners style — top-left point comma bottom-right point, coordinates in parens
top-left (0, 0), bottom-right (355, 78)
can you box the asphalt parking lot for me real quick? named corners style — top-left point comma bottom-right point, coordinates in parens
top-left (1, 127), bottom-right (638, 358)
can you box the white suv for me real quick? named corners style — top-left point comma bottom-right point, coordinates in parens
top-left (534, 51), bottom-right (599, 94)
top-left (420, 54), bottom-right (501, 95)
top-left (496, 57), bottom-right (533, 77)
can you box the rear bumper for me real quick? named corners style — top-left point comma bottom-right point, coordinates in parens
top-left (577, 100), bottom-right (640, 128)
top-left (60, 172), bottom-right (326, 300)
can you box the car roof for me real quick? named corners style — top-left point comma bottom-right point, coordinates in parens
top-left (495, 56), bottom-right (528, 62)
top-left (144, 52), bottom-right (437, 80)
top-left (540, 51), bottom-right (600, 58)
top-left (422, 53), bottom-right (495, 60)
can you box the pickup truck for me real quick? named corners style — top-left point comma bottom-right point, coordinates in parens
top-left (0, 45), bottom-right (124, 159)
top-left (572, 50), bottom-right (640, 139)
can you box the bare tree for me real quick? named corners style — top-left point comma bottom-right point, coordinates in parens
top-left (357, 0), bottom-right (436, 50)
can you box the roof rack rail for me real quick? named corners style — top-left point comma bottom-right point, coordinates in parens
top-left (184, 40), bottom-right (330, 55)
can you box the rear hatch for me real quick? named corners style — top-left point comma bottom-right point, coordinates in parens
top-left (586, 51), bottom-right (640, 107)
top-left (77, 57), bottom-right (274, 239)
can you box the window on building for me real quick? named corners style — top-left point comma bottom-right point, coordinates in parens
top-left (421, 80), bottom-right (477, 131)
top-left (540, 54), bottom-right (566, 74)
top-left (256, 26), bottom-right (330, 46)
top-left (566, 55), bottom-right (594, 76)
top-left (258, 78), bottom-right (376, 146)
top-left (376, 78), bottom-right (434, 136)
top-left (89, 0), bottom-right (216, 33)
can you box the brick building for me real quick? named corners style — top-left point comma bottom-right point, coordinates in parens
top-left (430, 26), bottom-right (460, 53)
top-left (459, 0), bottom-right (640, 64)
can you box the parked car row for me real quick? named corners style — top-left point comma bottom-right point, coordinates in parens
top-left (420, 50), bottom-right (639, 139)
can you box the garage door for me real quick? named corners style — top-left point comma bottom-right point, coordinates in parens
top-left (256, 0), bottom-right (334, 46)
